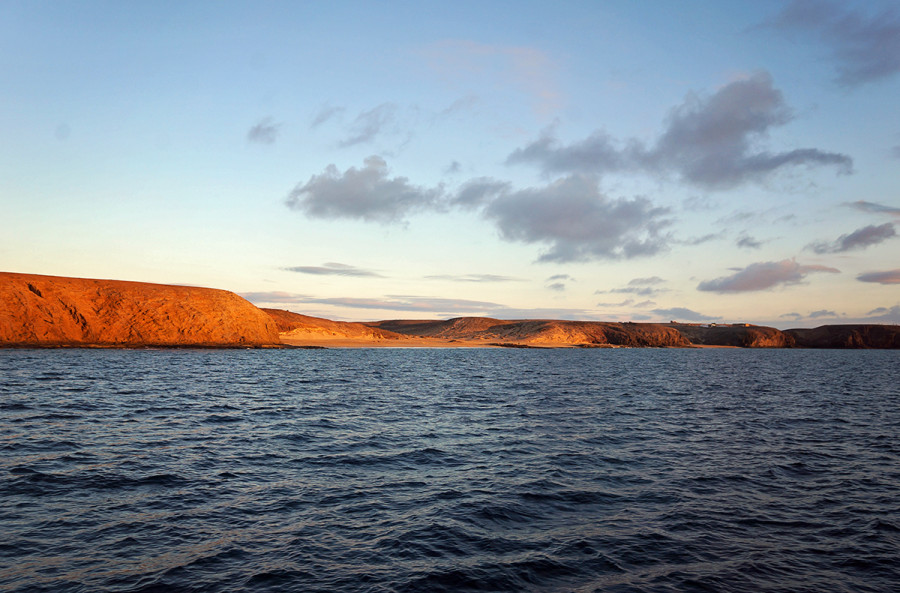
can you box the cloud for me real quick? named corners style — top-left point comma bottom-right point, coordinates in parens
top-left (284, 263), bottom-right (382, 277)
top-left (737, 235), bottom-right (763, 249)
top-left (547, 282), bottom-right (566, 292)
top-left (808, 223), bottom-right (896, 253)
top-left (598, 276), bottom-right (669, 297)
top-left (339, 103), bottom-right (398, 147)
top-left (697, 259), bottom-right (840, 293)
top-left (311, 105), bottom-right (345, 128)
top-left (240, 291), bottom-right (313, 304)
top-left (506, 72), bottom-right (852, 190)
top-left (652, 307), bottom-right (720, 322)
top-left (857, 269), bottom-right (900, 284)
top-left (845, 200), bottom-right (900, 217)
top-left (285, 156), bottom-right (444, 224)
top-left (808, 309), bottom-right (838, 318)
top-left (865, 305), bottom-right (900, 322)
top-left (547, 274), bottom-right (574, 282)
top-left (425, 274), bottom-right (523, 282)
top-left (767, 0), bottom-right (900, 86)
top-left (452, 177), bottom-right (511, 209)
top-left (247, 117), bottom-right (280, 144)
top-left (483, 174), bottom-right (672, 262)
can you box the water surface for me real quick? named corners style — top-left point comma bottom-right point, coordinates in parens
top-left (1, 348), bottom-right (898, 592)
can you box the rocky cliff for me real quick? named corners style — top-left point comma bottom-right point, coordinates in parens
top-left (1, 272), bottom-right (281, 347)
top-left (785, 325), bottom-right (900, 349)
top-left (670, 324), bottom-right (794, 348)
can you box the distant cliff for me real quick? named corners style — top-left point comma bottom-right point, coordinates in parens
top-left (785, 325), bottom-right (900, 349)
top-left (1, 272), bottom-right (281, 347)
top-left (669, 324), bottom-right (795, 348)
top-left (369, 318), bottom-right (692, 347)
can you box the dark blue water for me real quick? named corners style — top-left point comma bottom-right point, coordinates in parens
top-left (1, 348), bottom-right (898, 593)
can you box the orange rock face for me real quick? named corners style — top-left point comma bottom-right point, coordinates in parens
top-left (0, 272), bottom-right (282, 347)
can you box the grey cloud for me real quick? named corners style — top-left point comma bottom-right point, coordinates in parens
top-left (506, 129), bottom-right (630, 175)
top-left (453, 177), bottom-right (511, 209)
top-left (846, 200), bottom-right (900, 216)
top-left (311, 105), bottom-right (345, 128)
top-left (857, 269), bottom-right (900, 284)
top-left (247, 117), bottom-right (280, 144)
top-left (809, 309), bottom-right (838, 318)
top-left (809, 223), bottom-right (896, 253)
top-left (651, 307), bottom-right (720, 322)
top-left (629, 276), bottom-right (665, 286)
top-left (548, 274), bottom-right (574, 282)
top-left (547, 282), bottom-right (566, 292)
top-left (506, 72), bottom-right (852, 190)
top-left (866, 305), bottom-right (900, 322)
top-left (425, 274), bottom-right (523, 283)
top-left (483, 174), bottom-right (672, 263)
top-left (284, 263), bottom-right (382, 277)
top-left (780, 312), bottom-right (803, 320)
top-left (339, 103), bottom-right (398, 147)
top-left (597, 298), bottom-right (634, 307)
top-left (285, 156), bottom-right (443, 224)
top-left (240, 291), bottom-right (312, 304)
top-left (737, 235), bottom-right (763, 249)
top-left (680, 233), bottom-right (722, 246)
top-left (597, 277), bottom-right (668, 298)
top-left (698, 259), bottom-right (840, 293)
top-left (767, 0), bottom-right (900, 86)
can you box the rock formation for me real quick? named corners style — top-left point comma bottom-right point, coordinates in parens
top-left (1, 272), bottom-right (281, 347)
top-left (785, 325), bottom-right (900, 349)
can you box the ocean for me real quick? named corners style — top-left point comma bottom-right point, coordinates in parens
top-left (1, 348), bottom-right (898, 592)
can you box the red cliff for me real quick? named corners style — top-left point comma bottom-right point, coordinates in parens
top-left (0, 272), bottom-right (281, 347)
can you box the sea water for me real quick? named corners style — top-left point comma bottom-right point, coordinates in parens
top-left (1, 348), bottom-right (898, 592)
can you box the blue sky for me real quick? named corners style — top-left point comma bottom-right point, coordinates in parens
top-left (2, 0), bottom-right (899, 327)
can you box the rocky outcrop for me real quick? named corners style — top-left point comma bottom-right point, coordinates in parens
top-left (369, 317), bottom-right (692, 347)
top-left (785, 325), bottom-right (900, 349)
top-left (670, 324), bottom-right (794, 348)
top-left (0, 272), bottom-right (281, 347)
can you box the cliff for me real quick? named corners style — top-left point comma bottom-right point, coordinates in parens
top-left (669, 324), bottom-right (794, 348)
top-left (0, 272), bottom-right (281, 347)
top-left (368, 318), bottom-right (692, 347)
top-left (785, 325), bottom-right (900, 349)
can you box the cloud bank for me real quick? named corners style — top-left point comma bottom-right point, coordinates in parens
top-left (698, 259), bottom-right (840, 293)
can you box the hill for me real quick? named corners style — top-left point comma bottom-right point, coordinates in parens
top-left (0, 272), bottom-right (281, 347)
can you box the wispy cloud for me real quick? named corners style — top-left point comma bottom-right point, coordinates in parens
top-left (311, 105), bottom-right (345, 128)
top-left (285, 156), bottom-right (444, 224)
top-left (808, 223), bottom-right (896, 253)
top-left (736, 235), bottom-right (763, 249)
top-left (339, 103), bottom-right (399, 147)
top-left (651, 307), bottom-right (720, 322)
top-left (284, 263), bottom-right (382, 277)
top-left (766, 0), bottom-right (900, 86)
top-left (857, 269), bottom-right (900, 284)
top-left (598, 276), bottom-right (669, 297)
top-left (247, 117), bottom-right (281, 144)
top-left (507, 72), bottom-right (852, 190)
top-left (425, 273), bottom-right (523, 283)
top-left (698, 259), bottom-right (840, 293)
top-left (845, 200), bottom-right (900, 217)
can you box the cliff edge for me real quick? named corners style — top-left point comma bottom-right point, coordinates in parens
top-left (0, 272), bottom-right (282, 347)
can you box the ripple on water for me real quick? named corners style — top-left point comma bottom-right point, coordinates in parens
top-left (0, 348), bottom-right (898, 593)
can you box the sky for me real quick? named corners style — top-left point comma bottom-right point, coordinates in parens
top-left (2, 0), bottom-right (899, 328)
